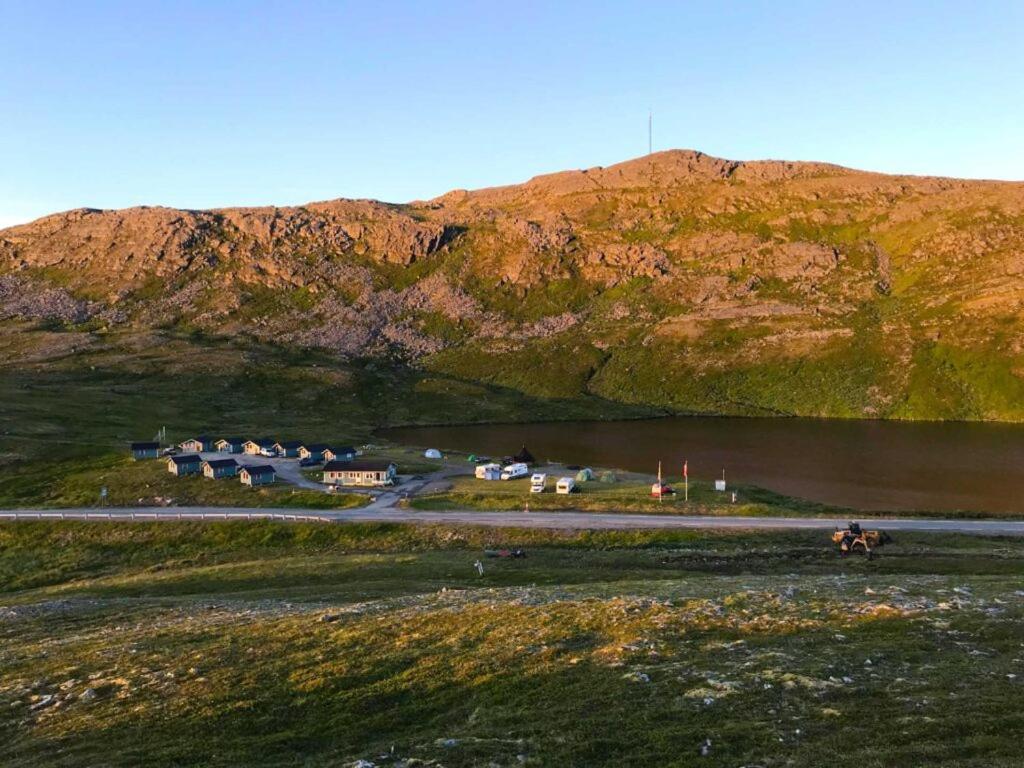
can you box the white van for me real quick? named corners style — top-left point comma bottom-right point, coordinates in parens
top-left (500, 462), bottom-right (529, 480)
top-left (556, 477), bottom-right (576, 494)
top-left (530, 473), bottom-right (547, 493)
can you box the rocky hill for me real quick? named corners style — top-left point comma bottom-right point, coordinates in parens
top-left (4, 149), bottom-right (1024, 420)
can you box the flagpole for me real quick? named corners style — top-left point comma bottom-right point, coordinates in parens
top-left (684, 459), bottom-right (688, 502)
top-left (657, 461), bottom-right (663, 503)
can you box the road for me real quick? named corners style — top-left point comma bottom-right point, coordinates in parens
top-left (2, 506), bottom-right (1024, 535)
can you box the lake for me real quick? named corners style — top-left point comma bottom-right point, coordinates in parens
top-left (381, 417), bottom-right (1024, 513)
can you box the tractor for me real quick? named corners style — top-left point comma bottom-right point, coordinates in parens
top-left (832, 522), bottom-right (892, 560)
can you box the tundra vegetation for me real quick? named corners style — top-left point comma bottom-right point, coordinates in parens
top-left (1, 522), bottom-right (1023, 767)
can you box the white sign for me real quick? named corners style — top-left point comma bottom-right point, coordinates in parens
top-left (714, 480), bottom-right (726, 492)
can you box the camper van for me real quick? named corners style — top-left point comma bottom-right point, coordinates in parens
top-left (500, 462), bottom-right (529, 480)
top-left (475, 462), bottom-right (502, 480)
top-left (556, 477), bottom-right (576, 494)
top-left (530, 473), bottom-right (547, 493)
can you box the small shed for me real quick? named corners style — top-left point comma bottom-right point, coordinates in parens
top-left (299, 443), bottom-right (330, 461)
top-left (322, 446), bottom-right (357, 463)
top-left (180, 436), bottom-right (213, 453)
top-left (202, 458), bottom-right (239, 479)
top-left (424, 448), bottom-right (443, 460)
top-left (274, 440), bottom-right (303, 458)
top-left (575, 468), bottom-right (594, 482)
top-left (167, 454), bottom-right (202, 476)
top-left (240, 465), bottom-right (276, 486)
top-left (214, 437), bottom-right (245, 454)
top-left (243, 439), bottom-right (277, 456)
top-left (129, 441), bottom-right (160, 461)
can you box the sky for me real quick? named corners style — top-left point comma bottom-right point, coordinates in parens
top-left (1, 0), bottom-right (1023, 227)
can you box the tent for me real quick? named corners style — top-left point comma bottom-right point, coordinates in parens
top-left (424, 448), bottom-right (442, 459)
top-left (599, 471), bottom-right (617, 484)
top-left (513, 445), bottom-right (536, 465)
top-left (575, 467), bottom-right (594, 482)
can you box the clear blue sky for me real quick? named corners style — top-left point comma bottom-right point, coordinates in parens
top-left (2, 0), bottom-right (1023, 227)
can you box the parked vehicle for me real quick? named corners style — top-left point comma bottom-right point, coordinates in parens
top-left (500, 462), bottom-right (529, 480)
top-left (299, 457), bottom-right (321, 467)
top-left (556, 477), bottom-right (576, 494)
top-left (475, 462), bottom-right (502, 480)
top-left (530, 473), bottom-right (547, 493)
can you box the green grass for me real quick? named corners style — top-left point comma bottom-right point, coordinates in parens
top-left (1, 521), bottom-right (1024, 766)
top-left (0, 455), bottom-right (367, 510)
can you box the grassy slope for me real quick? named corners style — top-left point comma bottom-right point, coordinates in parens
top-left (0, 328), bottom-right (650, 508)
top-left (1, 522), bottom-right (1023, 767)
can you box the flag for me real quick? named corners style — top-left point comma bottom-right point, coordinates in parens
top-left (683, 460), bottom-right (688, 479)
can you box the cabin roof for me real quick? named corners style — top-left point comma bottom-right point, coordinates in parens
top-left (203, 458), bottom-right (238, 469)
top-left (241, 464), bottom-right (275, 476)
top-left (169, 454), bottom-right (201, 465)
top-left (324, 460), bottom-right (395, 472)
top-left (130, 441), bottom-right (159, 450)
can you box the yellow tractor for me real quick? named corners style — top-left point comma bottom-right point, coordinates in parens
top-left (832, 522), bottom-right (892, 560)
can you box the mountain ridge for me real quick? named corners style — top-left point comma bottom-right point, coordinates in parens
top-left (4, 148), bottom-right (1024, 422)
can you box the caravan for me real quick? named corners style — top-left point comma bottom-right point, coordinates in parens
top-left (475, 462), bottom-right (502, 480)
top-left (556, 477), bottom-right (576, 494)
top-left (500, 462), bottom-right (529, 480)
top-left (530, 473), bottom-right (547, 493)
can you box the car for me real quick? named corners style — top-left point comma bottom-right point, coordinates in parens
top-left (299, 457), bottom-right (321, 467)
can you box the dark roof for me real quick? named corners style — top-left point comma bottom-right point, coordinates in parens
top-left (327, 445), bottom-right (357, 455)
top-left (130, 441), bottom-right (159, 450)
top-left (302, 443), bottom-right (330, 451)
top-left (203, 458), bottom-right (238, 469)
top-left (169, 454), bottom-right (202, 465)
top-left (325, 460), bottom-right (395, 472)
top-left (246, 438), bottom-right (276, 447)
top-left (184, 435), bottom-right (213, 443)
top-left (276, 440), bottom-right (303, 449)
top-left (217, 437), bottom-right (245, 444)
top-left (241, 464), bottom-right (275, 475)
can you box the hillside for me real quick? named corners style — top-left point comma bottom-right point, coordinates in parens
top-left (4, 149), bottom-right (1024, 421)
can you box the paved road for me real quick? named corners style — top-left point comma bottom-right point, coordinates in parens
top-left (2, 506), bottom-right (1024, 535)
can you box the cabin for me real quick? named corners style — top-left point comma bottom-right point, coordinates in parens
top-left (239, 465), bottom-right (276, 486)
top-left (202, 458), bottom-right (239, 479)
top-left (243, 439), bottom-right (277, 456)
top-left (274, 440), bottom-right (303, 458)
top-left (167, 454), bottom-right (202, 476)
top-left (322, 446), bottom-right (357, 463)
top-left (214, 437), bottom-right (245, 454)
top-left (129, 441), bottom-right (160, 461)
top-left (298, 443), bottom-right (330, 461)
top-left (322, 460), bottom-right (396, 487)
top-left (180, 436), bottom-right (213, 453)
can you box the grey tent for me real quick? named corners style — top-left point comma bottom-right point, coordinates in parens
top-left (575, 468), bottom-right (594, 482)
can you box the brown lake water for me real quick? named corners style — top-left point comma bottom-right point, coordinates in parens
top-left (381, 417), bottom-right (1024, 513)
